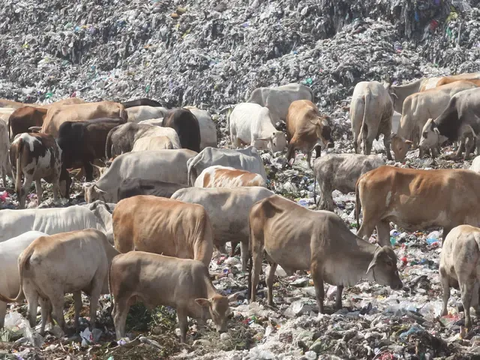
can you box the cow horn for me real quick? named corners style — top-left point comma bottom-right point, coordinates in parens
top-left (366, 260), bottom-right (376, 275)
top-left (227, 291), bottom-right (242, 303)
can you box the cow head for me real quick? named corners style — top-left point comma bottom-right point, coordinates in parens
top-left (195, 293), bottom-right (236, 333)
top-left (59, 167), bottom-right (72, 199)
top-left (84, 183), bottom-right (111, 203)
top-left (314, 116), bottom-right (334, 149)
top-left (391, 134), bottom-right (413, 162)
top-left (420, 118), bottom-right (447, 150)
top-left (268, 131), bottom-right (287, 153)
top-left (366, 246), bottom-right (403, 290)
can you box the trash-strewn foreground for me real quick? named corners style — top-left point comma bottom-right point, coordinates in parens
top-left (1, 0), bottom-right (480, 359)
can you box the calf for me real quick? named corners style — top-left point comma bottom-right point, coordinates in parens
top-left (8, 107), bottom-right (48, 141)
top-left (117, 178), bottom-right (187, 200)
top-left (84, 149), bottom-right (196, 203)
top-left (9, 133), bottom-right (71, 209)
top-left (350, 81), bottom-right (393, 160)
top-left (112, 195), bottom-right (213, 266)
top-left (163, 108), bottom-right (201, 152)
top-left (286, 100), bottom-right (334, 167)
top-left (229, 103), bottom-right (286, 153)
top-left (172, 186), bottom-right (275, 270)
top-left (356, 166), bottom-right (480, 246)
top-left (110, 252), bottom-right (233, 342)
top-left (440, 225), bottom-right (480, 329)
top-left (131, 135), bottom-right (173, 151)
top-left (57, 118), bottom-right (125, 181)
top-left (249, 195), bottom-right (402, 311)
top-left (194, 165), bottom-right (266, 188)
top-left (0, 229), bottom-right (119, 335)
top-left (313, 154), bottom-right (384, 211)
top-left (0, 231), bottom-right (47, 329)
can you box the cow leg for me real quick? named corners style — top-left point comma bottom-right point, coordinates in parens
top-left (376, 220), bottom-right (391, 247)
top-left (35, 180), bottom-right (43, 205)
top-left (177, 308), bottom-right (188, 343)
top-left (84, 162), bottom-right (94, 182)
top-left (439, 267), bottom-right (450, 316)
top-left (310, 260), bottom-right (325, 314)
top-left (455, 141), bottom-right (465, 159)
top-left (286, 142), bottom-right (296, 166)
top-left (241, 240), bottom-right (249, 272)
top-left (24, 286), bottom-right (39, 329)
top-left (230, 241), bottom-right (239, 257)
top-left (461, 279), bottom-right (475, 329)
top-left (113, 298), bottom-right (130, 340)
top-left (318, 179), bottom-right (333, 211)
top-left (39, 297), bottom-right (51, 335)
top-left (50, 295), bottom-right (66, 333)
top-left (335, 285), bottom-right (344, 310)
top-left (443, 226), bottom-right (453, 242)
top-left (0, 301), bottom-right (6, 329)
top-left (18, 174), bottom-right (33, 209)
top-left (51, 177), bottom-right (60, 203)
top-left (266, 263), bottom-right (278, 307)
top-left (250, 251), bottom-right (262, 302)
top-left (465, 136), bottom-right (475, 160)
top-left (307, 151), bottom-right (313, 169)
top-left (88, 278), bottom-right (103, 330)
top-left (383, 134), bottom-right (392, 161)
top-left (357, 218), bottom-right (378, 244)
top-left (73, 291), bottom-right (82, 330)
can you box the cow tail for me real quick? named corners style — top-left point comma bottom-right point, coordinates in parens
top-left (358, 92), bottom-right (370, 149)
top-left (247, 214), bottom-right (254, 302)
top-left (0, 243), bottom-right (34, 303)
top-left (15, 137), bottom-right (23, 194)
top-left (355, 178), bottom-right (362, 229)
top-left (105, 128), bottom-right (114, 159)
top-left (119, 107), bottom-right (128, 123)
top-left (308, 86), bottom-right (315, 103)
top-left (7, 115), bottom-right (11, 141)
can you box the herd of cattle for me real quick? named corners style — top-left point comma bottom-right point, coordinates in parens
top-left (0, 73), bottom-right (480, 345)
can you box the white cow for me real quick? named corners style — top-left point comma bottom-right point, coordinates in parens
top-left (85, 149), bottom-right (198, 203)
top-left (172, 187), bottom-right (275, 270)
top-left (0, 205), bottom-right (109, 243)
top-left (184, 106), bottom-right (218, 150)
top-left (0, 231), bottom-right (48, 329)
top-left (187, 146), bottom-right (267, 186)
top-left (126, 106), bottom-right (169, 123)
top-left (247, 83), bottom-right (314, 122)
top-left (131, 136), bottom-right (173, 151)
top-left (229, 103), bottom-right (286, 153)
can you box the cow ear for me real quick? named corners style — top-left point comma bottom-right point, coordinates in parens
top-left (195, 298), bottom-right (211, 308)
top-left (433, 127), bottom-right (440, 135)
top-left (405, 140), bottom-right (413, 145)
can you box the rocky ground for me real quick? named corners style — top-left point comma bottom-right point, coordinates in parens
top-left (1, 0), bottom-right (480, 359)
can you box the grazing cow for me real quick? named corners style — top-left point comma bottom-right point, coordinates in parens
top-left (131, 136), bottom-right (173, 151)
top-left (184, 106), bottom-right (218, 150)
top-left (440, 225), bottom-right (480, 330)
top-left (57, 118), bottom-right (126, 181)
top-left (0, 229), bottom-right (119, 335)
top-left (435, 72), bottom-right (480, 87)
top-left (105, 123), bottom-right (180, 158)
top-left (249, 195), bottom-right (403, 311)
top-left (84, 149), bottom-right (197, 203)
top-left (0, 122), bottom-right (10, 187)
top-left (350, 81), bottom-right (393, 160)
top-left (41, 101), bottom-right (127, 137)
top-left (247, 83), bottom-right (314, 122)
top-left (112, 195), bottom-right (213, 266)
top-left (0, 205), bottom-right (110, 243)
top-left (110, 252), bottom-right (234, 342)
top-left (163, 109), bottom-right (201, 152)
top-left (391, 81), bottom-right (477, 161)
top-left (8, 107), bottom-right (48, 141)
top-left (470, 156), bottom-right (480, 173)
top-left (121, 98), bottom-right (163, 109)
top-left (0, 231), bottom-right (48, 329)
top-left (125, 106), bottom-right (169, 123)
top-left (229, 103), bottom-right (286, 153)
top-left (117, 178), bottom-right (187, 201)
top-left (355, 166), bottom-right (480, 246)
top-left (172, 186), bottom-right (274, 270)
top-left (187, 146), bottom-right (267, 186)
top-left (420, 88), bottom-right (480, 159)
top-left (286, 100), bottom-right (334, 167)
top-left (313, 154), bottom-right (385, 211)
top-left (386, 77), bottom-right (441, 113)
top-left (9, 133), bottom-right (71, 209)
top-left (194, 165), bottom-right (266, 188)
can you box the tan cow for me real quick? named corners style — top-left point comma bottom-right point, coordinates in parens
top-left (355, 166), bottom-right (480, 246)
top-left (0, 229), bottom-right (119, 335)
top-left (391, 80), bottom-right (477, 161)
top-left (387, 77), bottom-right (441, 113)
top-left (435, 73), bottom-right (480, 87)
top-left (194, 165), bottom-right (266, 188)
top-left (440, 225), bottom-right (480, 330)
top-left (41, 101), bottom-right (127, 137)
top-left (112, 195), bottom-right (213, 266)
top-left (249, 195), bottom-right (403, 312)
top-left (350, 81), bottom-right (393, 160)
top-left (110, 252), bottom-right (234, 342)
top-left (286, 100), bottom-right (334, 167)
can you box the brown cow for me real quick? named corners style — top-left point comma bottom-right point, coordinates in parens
top-left (8, 107), bottom-right (48, 141)
top-left (249, 195), bottom-right (402, 312)
top-left (193, 165), bottom-right (266, 188)
top-left (110, 252), bottom-right (234, 342)
top-left (41, 101), bottom-right (127, 137)
top-left (112, 195), bottom-right (213, 266)
top-left (435, 73), bottom-right (480, 87)
top-left (286, 100), bottom-right (334, 168)
top-left (355, 166), bottom-right (480, 246)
